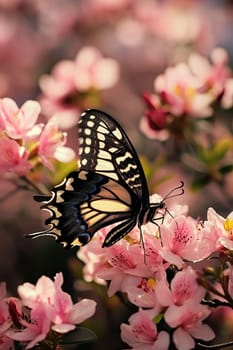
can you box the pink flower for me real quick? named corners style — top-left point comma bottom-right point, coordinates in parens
top-left (74, 0), bottom-right (132, 28)
top-left (7, 297), bottom-right (25, 332)
top-left (0, 137), bottom-right (31, 175)
top-left (0, 335), bottom-right (13, 350)
top-left (160, 215), bottom-right (215, 268)
top-left (141, 48), bottom-right (233, 141)
top-left (188, 47), bottom-right (231, 99)
top-left (0, 335), bottom-right (14, 350)
top-left (165, 303), bottom-right (215, 350)
top-left (40, 46), bottom-right (119, 128)
top-left (170, 267), bottom-right (205, 304)
top-left (73, 46), bottom-right (119, 91)
top-left (39, 60), bottom-right (76, 101)
top-left (124, 275), bottom-right (161, 310)
top-left (39, 59), bottom-right (80, 129)
top-left (222, 78), bottom-right (233, 109)
top-left (77, 228), bottom-right (109, 285)
top-left (155, 63), bottom-right (214, 118)
top-left (18, 274), bottom-right (57, 310)
top-left (97, 236), bottom-right (153, 297)
top-left (140, 92), bottom-right (170, 140)
top-left (218, 210), bottom-right (233, 249)
top-left (202, 208), bottom-right (233, 251)
top-left (85, 0), bottom-right (132, 17)
top-left (0, 98), bottom-right (41, 139)
top-left (155, 267), bottom-right (205, 308)
top-left (121, 309), bottom-right (170, 350)
top-left (159, 267), bottom-right (215, 349)
top-left (85, 224), bottom-right (167, 297)
top-left (0, 112), bottom-right (5, 131)
top-left (18, 273), bottom-right (96, 336)
top-left (141, 224), bottom-right (168, 273)
top-left (0, 283), bottom-right (13, 350)
top-left (78, 203), bottom-right (186, 295)
top-left (0, 283), bottom-right (11, 334)
top-left (78, 227), bottom-right (148, 290)
top-left (49, 273), bottom-right (97, 334)
top-left (8, 303), bottom-right (51, 349)
top-left (38, 118), bottom-right (75, 170)
top-left (40, 98), bottom-right (79, 130)
top-left (145, 47), bottom-right (233, 129)
top-left (134, 1), bottom-right (201, 43)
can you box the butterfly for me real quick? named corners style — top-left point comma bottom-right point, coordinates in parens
top-left (29, 109), bottom-right (184, 249)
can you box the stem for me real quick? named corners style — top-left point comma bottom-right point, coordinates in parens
top-left (197, 340), bottom-right (233, 349)
top-left (20, 175), bottom-right (48, 195)
top-left (202, 298), bottom-right (231, 308)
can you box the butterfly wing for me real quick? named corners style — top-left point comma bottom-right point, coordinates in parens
top-left (30, 109), bottom-right (149, 247)
top-left (78, 109), bottom-right (150, 246)
top-left (78, 109), bottom-right (150, 205)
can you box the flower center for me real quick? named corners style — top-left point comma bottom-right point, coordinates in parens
top-left (224, 218), bottom-right (233, 237)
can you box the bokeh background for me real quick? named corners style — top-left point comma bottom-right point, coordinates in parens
top-left (0, 0), bottom-right (232, 349)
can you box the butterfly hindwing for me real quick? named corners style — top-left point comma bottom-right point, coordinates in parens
top-left (31, 168), bottom-right (139, 247)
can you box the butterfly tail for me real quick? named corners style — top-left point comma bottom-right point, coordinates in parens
top-left (25, 227), bottom-right (55, 240)
top-left (34, 194), bottom-right (51, 202)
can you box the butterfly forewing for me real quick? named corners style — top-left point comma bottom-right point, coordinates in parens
top-left (78, 109), bottom-right (149, 205)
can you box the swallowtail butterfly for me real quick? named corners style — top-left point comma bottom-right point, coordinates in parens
top-left (29, 109), bottom-right (184, 248)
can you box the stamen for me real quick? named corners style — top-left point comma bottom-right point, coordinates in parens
top-left (224, 218), bottom-right (233, 235)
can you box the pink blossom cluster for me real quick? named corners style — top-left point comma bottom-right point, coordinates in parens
top-left (0, 273), bottom-right (96, 349)
top-left (141, 48), bottom-right (233, 140)
top-left (39, 46), bottom-right (120, 129)
top-left (0, 0), bottom-right (230, 103)
top-left (78, 200), bottom-right (233, 349)
top-left (133, 0), bottom-right (202, 43)
top-left (0, 97), bottom-right (75, 176)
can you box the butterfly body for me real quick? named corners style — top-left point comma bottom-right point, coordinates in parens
top-left (30, 109), bottom-right (179, 248)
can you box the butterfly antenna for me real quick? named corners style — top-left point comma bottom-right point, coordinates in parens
top-left (162, 181), bottom-right (184, 202)
top-left (161, 181), bottom-right (184, 225)
top-left (162, 182), bottom-right (184, 230)
top-left (151, 181), bottom-right (184, 235)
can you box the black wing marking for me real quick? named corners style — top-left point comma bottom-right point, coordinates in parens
top-left (29, 109), bottom-right (151, 248)
top-left (78, 109), bottom-right (149, 207)
top-left (102, 216), bottom-right (138, 247)
top-left (29, 170), bottom-right (140, 247)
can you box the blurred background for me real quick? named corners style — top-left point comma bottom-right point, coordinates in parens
top-left (0, 0), bottom-right (232, 349)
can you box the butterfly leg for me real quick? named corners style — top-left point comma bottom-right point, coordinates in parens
top-left (138, 224), bottom-right (148, 265)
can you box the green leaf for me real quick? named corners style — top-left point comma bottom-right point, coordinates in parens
top-left (191, 175), bottom-right (211, 191)
top-left (219, 164), bottom-right (233, 174)
top-left (212, 138), bottom-right (232, 159)
top-left (60, 327), bottom-right (97, 345)
top-left (51, 158), bottom-right (78, 185)
top-left (153, 312), bottom-right (163, 324)
top-left (195, 138), bottom-right (232, 166)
